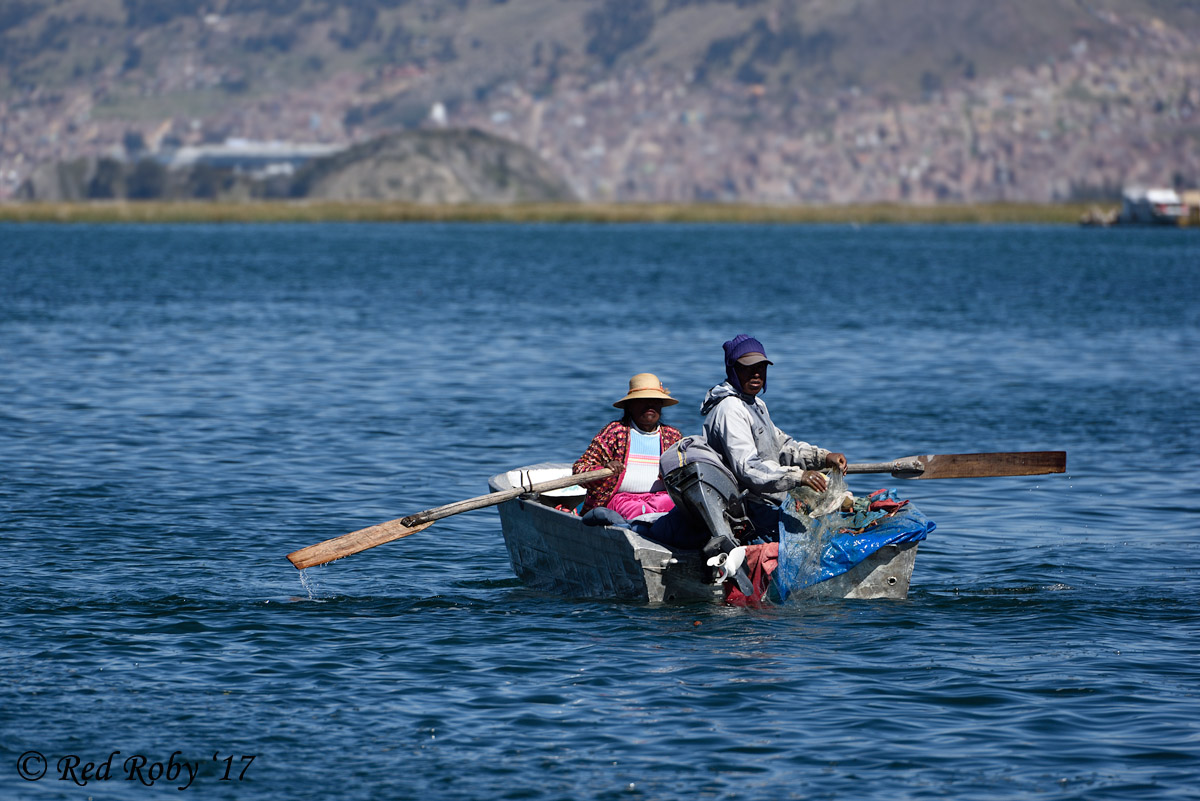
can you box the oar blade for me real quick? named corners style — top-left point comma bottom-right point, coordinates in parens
top-left (287, 519), bottom-right (435, 570)
top-left (908, 451), bottom-right (1066, 479)
top-left (284, 468), bottom-right (614, 570)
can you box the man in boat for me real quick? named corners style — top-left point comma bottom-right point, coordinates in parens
top-left (700, 334), bottom-right (847, 541)
top-left (573, 373), bottom-right (684, 521)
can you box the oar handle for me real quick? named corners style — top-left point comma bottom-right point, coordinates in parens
top-left (846, 459), bottom-right (924, 476)
top-left (399, 467), bottom-right (613, 527)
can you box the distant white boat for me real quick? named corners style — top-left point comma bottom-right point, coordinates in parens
top-left (1119, 187), bottom-right (1187, 225)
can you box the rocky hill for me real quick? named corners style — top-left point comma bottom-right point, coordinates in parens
top-left (293, 128), bottom-right (576, 202)
top-left (2, 0), bottom-right (1198, 203)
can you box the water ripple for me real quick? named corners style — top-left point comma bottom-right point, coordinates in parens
top-left (2, 224), bottom-right (1198, 800)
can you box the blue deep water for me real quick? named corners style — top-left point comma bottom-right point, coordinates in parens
top-left (1, 222), bottom-right (1198, 800)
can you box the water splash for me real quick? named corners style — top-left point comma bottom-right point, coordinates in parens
top-left (297, 568), bottom-right (321, 600)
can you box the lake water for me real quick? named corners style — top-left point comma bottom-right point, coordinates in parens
top-left (1, 222), bottom-right (1198, 800)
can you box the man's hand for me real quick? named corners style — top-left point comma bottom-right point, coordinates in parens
top-left (825, 452), bottom-right (847, 474)
top-left (785, 467), bottom-right (828, 492)
top-left (800, 470), bottom-right (829, 492)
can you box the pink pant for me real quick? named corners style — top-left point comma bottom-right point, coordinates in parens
top-left (607, 491), bottom-right (675, 520)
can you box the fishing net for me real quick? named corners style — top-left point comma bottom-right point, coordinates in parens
top-left (772, 470), bottom-right (935, 601)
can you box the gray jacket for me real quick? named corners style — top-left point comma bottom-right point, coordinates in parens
top-left (700, 381), bottom-right (829, 504)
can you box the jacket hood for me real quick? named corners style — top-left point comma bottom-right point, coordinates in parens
top-left (701, 381), bottom-right (745, 415)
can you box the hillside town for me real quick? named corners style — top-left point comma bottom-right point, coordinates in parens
top-left (458, 40), bottom-right (1200, 204)
top-left (2, 13), bottom-right (1197, 205)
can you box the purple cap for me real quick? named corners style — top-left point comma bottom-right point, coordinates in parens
top-left (723, 335), bottom-right (772, 394)
top-left (723, 335), bottom-right (773, 367)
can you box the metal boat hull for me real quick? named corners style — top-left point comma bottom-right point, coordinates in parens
top-left (495, 493), bottom-right (719, 603)
top-left (490, 464), bottom-right (917, 604)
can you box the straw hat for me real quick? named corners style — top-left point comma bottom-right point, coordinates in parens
top-left (613, 373), bottom-right (679, 408)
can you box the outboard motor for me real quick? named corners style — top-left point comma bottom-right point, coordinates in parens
top-left (662, 456), bottom-right (756, 597)
top-left (662, 461), bottom-right (751, 547)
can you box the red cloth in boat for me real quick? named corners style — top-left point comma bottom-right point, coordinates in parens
top-left (724, 542), bottom-right (779, 607)
top-left (573, 420), bottom-right (682, 512)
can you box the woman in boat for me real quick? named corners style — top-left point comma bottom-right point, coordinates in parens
top-left (574, 373), bottom-right (684, 519)
top-left (701, 334), bottom-right (847, 540)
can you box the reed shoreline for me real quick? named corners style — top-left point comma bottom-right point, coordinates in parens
top-left (0, 200), bottom-right (1096, 224)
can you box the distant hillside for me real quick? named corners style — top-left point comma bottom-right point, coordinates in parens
top-left (2, 1), bottom-right (1199, 203)
top-left (4, 0), bottom-right (1198, 105)
top-left (18, 128), bottom-right (577, 203)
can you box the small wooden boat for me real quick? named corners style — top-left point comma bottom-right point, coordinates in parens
top-left (489, 463), bottom-right (922, 604)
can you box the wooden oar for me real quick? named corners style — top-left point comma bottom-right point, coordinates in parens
top-left (845, 451), bottom-right (1065, 479)
top-left (288, 451), bottom-right (1065, 569)
top-left (286, 467), bottom-right (613, 570)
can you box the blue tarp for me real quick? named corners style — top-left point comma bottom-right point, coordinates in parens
top-left (773, 492), bottom-right (936, 600)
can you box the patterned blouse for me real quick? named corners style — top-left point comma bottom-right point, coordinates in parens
top-left (573, 420), bottom-right (684, 512)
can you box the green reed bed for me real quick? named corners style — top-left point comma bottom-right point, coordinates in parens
top-left (0, 200), bottom-right (1092, 224)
